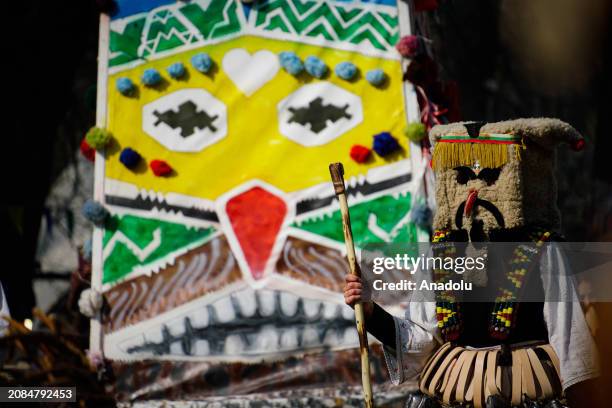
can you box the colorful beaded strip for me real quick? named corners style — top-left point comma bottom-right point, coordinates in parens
top-left (488, 229), bottom-right (551, 339)
top-left (432, 228), bottom-right (552, 341)
top-left (432, 229), bottom-right (462, 340)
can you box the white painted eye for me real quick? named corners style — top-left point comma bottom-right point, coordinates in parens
top-left (277, 82), bottom-right (363, 146)
top-left (142, 88), bottom-right (228, 152)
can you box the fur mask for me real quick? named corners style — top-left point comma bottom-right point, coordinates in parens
top-left (429, 118), bottom-right (584, 238)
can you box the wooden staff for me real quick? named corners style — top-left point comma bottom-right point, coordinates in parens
top-left (329, 162), bottom-right (374, 408)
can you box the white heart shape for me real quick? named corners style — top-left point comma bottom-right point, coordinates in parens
top-left (222, 49), bottom-right (280, 97)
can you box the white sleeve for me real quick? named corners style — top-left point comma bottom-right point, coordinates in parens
top-left (382, 300), bottom-right (439, 385)
top-left (541, 244), bottom-right (600, 390)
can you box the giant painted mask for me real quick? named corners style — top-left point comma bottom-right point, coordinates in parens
top-left (95, 0), bottom-right (427, 384)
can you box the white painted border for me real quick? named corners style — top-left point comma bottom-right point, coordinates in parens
top-left (90, 12), bottom-right (110, 355)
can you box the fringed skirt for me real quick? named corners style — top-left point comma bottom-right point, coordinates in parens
top-left (417, 342), bottom-right (562, 408)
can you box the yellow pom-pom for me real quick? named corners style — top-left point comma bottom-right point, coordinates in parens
top-left (404, 122), bottom-right (427, 142)
top-left (85, 127), bottom-right (112, 150)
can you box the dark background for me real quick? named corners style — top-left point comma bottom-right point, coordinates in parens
top-left (0, 0), bottom-right (610, 322)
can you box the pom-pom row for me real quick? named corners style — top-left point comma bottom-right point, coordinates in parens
top-left (116, 51), bottom-right (389, 97)
top-left (80, 128), bottom-right (172, 177)
top-left (278, 51), bottom-right (387, 86)
top-left (119, 147), bottom-right (173, 177)
top-left (349, 132), bottom-right (402, 163)
top-left (115, 52), bottom-right (214, 96)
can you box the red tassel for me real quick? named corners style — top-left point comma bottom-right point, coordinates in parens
top-left (80, 139), bottom-right (96, 162)
top-left (571, 138), bottom-right (585, 152)
top-left (396, 35), bottom-right (422, 58)
top-left (150, 160), bottom-right (173, 176)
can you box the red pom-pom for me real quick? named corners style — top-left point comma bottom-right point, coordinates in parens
top-left (571, 138), bottom-right (585, 152)
top-left (396, 35), bottom-right (421, 58)
top-left (350, 145), bottom-right (371, 163)
top-left (80, 138), bottom-right (96, 162)
top-left (150, 160), bottom-right (173, 176)
top-left (414, 0), bottom-right (439, 12)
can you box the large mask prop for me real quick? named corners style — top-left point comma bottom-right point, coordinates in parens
top-left (92, 0), bottom-right (425, 399)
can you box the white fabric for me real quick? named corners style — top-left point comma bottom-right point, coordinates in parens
top-left (540, 245), bottom-right (601, 389)
top-left (78, 288), bottom-right (103, 318)
top-left (0, 281), bottom-right (10, 337)
top-left (382, 244), bottom-right (600, 390)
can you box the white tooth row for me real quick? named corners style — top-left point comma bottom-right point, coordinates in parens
top-left (104, 178), bottom-right (216, 211)
top-left (196, 289), bottom-right (353, 323)
top-left (128, 289), bottom-right (358, 357)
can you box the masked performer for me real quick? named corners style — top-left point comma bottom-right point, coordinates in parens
top-left (344, 119), bottom-right (599, 408)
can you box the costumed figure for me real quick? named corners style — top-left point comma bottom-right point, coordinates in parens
top-left (344, 119), bottom-right (599, 408)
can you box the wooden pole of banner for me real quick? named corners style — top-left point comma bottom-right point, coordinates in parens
top-left (329, 162), bottom-right (374, 408)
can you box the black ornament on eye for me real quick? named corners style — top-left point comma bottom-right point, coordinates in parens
top-left (454, 167), bottom-right (476, 184)
top-left (287, 97), bottom-right (352, 134)
top-left (454, 166), bottom-right (501, 185)
top-left (478, 168), bottom-right (501, 185)
top-left (153, 100), bottom-right (218, 138)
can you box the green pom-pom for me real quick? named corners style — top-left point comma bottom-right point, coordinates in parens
top-left (85, 127), bottom-right (112, 150)
top-left (404, 122), bottom-right (427, 142)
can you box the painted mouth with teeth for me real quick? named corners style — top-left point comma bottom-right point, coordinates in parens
top-left (105, 288), bottom-right (358, 361)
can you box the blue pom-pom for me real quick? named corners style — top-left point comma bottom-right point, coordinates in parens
top-left (372, 132), bottom-right (400, 156)
top-left (116, 77), bottom-right (135, 96)
top-left (279, 51), bottom-right (297, 65)
top-left (335, 61), bottom-right (357, 80)
top-left (279, 51), bottom-right (304, 75)
top-left (167, 62), bottom-right (186, 79)
top-left (410, 203), bottom-right (432, 229)
top-left (82, 199), bottom-right (109, 226)
top-left (366, 69), bottom-right (386, 86)
top-left (191, 53), bottom-right (212, 73)
top-left (305, 56), bottom-right (328, 78)
top-left (119, 147), bottom-right (142, 169)
top-left (83, 239), bottom-right (93, 262)
top-left (141, 69), bottom-right (162, 86)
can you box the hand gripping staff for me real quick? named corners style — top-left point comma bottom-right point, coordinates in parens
top-left (329, 162), bottom-right (374, 408)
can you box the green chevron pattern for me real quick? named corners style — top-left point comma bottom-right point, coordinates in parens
top-left (253, 0), bottom-right (399, 53)
top-left (102, 214), bottom-right (216, 284)
top-left (292, 193), bottom-right (418, 246)
top-left (109, 0), bottom-right (243, 68)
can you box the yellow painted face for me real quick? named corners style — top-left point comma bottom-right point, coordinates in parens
top-left (99, 0), bottom-right (425, 365)
top-left (106, 36), bottom-right (408, 200)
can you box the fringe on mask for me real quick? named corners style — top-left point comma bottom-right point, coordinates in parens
top-left (432, 142), bottom-right (522, 170)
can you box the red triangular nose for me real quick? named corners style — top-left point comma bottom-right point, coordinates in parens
top-left (225, 187), bottom-right (287, 279)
